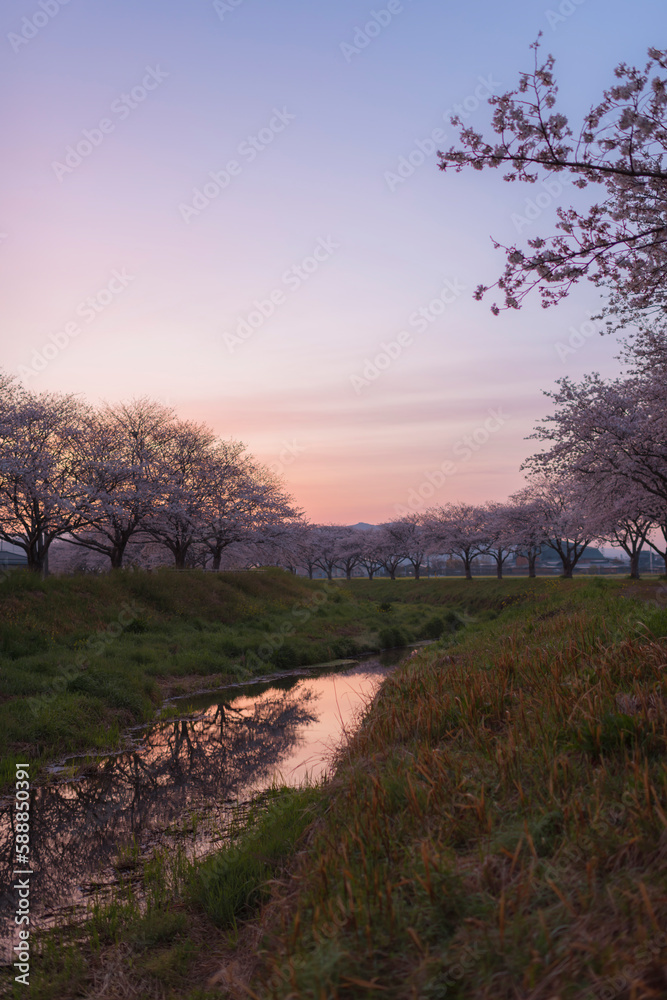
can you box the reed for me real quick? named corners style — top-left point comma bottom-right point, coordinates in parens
top-left (251, 578), bottom-right (667, 998)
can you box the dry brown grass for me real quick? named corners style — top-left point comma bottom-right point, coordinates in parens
top-left (248, 582), bottom-right (667, 998)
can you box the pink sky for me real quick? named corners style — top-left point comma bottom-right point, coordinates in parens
top-left (1, 0), bottom-right (651, 522)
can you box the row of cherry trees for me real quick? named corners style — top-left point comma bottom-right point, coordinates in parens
top-left (259, 481), bottom-right (663, 582)
top-left (260, 324), bottom-right (667, 581)
top-left (0, 373), bottom-right (299, 572)
top-left (2, 319), bottom-right (665, 579)
top-left (520, 325), bottom-right (667, 578)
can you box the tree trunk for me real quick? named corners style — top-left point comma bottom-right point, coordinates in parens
top-left (173, 545), bottom-right (189, 569)
top-left (212, 549), bottom-right (223, 572)
top-left (561, 557), bottom-right (573, 579)
top-left (496, 562), bottom-right (503, 580)
top-left (346, 569), bottom-right (352, 580)
top-left (629, 551), bottom-right (640, 579)
top-left (27, 534), bottom-right (49, 575)
top-left (110, 539), bottom-right (128, 569)
top-left (414, 564), bottom-right (420, 580)
top-left (528, 553), bottom-right (537, 578)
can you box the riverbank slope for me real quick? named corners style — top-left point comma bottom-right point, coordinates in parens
top-left (246, 576), bottom-right (667, 998)
top-left (0, 568), bottom-right (515, 787)
top-left (5, 576), bottom-right (667, 998)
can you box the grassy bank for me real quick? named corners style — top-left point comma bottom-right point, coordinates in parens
top-left (246, 577), bottom-right (667, 998)
top-left (4, 576), bottom-right (667, 999)
top-left (0, 568), bottom-right (509, 787)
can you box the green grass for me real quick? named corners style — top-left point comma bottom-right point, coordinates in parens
top-left (190, 785), bottom-right (322, 931)
top-left (1, 567), bottom-right (486, 786)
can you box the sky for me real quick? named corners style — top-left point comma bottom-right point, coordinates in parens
top-left (1, 0), bottom-right (664, 523)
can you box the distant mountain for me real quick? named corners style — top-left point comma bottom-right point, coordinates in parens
top-left (347, 522), bottom-right (377, 530)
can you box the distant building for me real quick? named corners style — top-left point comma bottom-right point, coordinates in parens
top-left (537, 543), bottom-right (622, 574)
top-left (0, 541), bottom-right (28, 568)
top-left (638, 550), bottom-right (660, 573)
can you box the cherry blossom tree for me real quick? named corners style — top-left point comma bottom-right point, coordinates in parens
top-left (69, 398), bottom-right (176, 569)
top-left (526, 336), bottom-right (667, 517)
top-left (358, 529), bottom-right (385, 580)
top-left (583, 476), bottom-right (655, 578)
top-left (0, 375), bottom-right (307, 577)
top-left (424, 503), bottom-right (489, 580)
top-left (199, 444), bottom-right (300, 571)
top-left (142, 419), bottom-right (216, 569)
top-left (482, 503), bottom-right (515, 580)
top-left (646, 518), bottom-right (667, 576)
top-left (504, 492), bottom-right (546, 578)
top-left (382, 516), bottom-right (428, 579)
top-left (335, 528), bottom-right (364, 580)
top-left (376, 526), bottom-right (405, 582)
top-left (0, 387), bottom-right (92, 573)
top-left (269, 522), bottom-right (307, 575)
top-left (439, 41), bottom-right (667, 328)
top-left (311, 525), bottom-right (345, 580)
top-left (278, 522), bottom-right (320, 579)
top-left (518, 474), bottom-right (594, 578)
top-left (0, 370), bottom-right (22, 405)
top-left (607, 510), bottom-right (653, 579)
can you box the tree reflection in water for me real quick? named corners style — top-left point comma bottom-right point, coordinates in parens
top-left (0, 681), bottom-right (320, 958)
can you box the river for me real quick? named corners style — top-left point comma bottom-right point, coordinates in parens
top-left (0, 648), bottom-right (414, 962)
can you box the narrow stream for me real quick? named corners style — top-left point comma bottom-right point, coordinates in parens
top-left (0, 648), bottom-right (413, 962)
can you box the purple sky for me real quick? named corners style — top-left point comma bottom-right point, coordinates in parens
top-left (1, 0), bottom-right (662, 521)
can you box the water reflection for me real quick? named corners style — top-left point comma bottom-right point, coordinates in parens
top-left (0, 654), bottom-right (404, 960)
